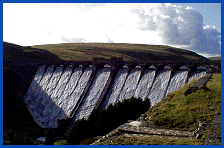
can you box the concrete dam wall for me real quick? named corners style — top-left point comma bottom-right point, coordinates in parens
top-left (23, 58), bottom-right (207, 129)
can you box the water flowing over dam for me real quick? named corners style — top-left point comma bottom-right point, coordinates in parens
top-left (74, 67), bottom-right (111, 121)
top-left (101, 68), bottom-right (129, 108)
top-left (23, 58), bottom-right (208, 129)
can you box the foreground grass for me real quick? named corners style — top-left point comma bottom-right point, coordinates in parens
top-left (149, 74), bottom-right (221, 131)
top-left (96, 134), bottom-right (204, 145)
top-left (94, 74), bottom-right (220, 145)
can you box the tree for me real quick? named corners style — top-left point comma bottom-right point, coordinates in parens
top-left (45, 129), bottom-right (55, 145)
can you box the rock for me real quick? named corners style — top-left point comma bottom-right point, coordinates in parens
top-left (129, 121), bottom-right (141, 127)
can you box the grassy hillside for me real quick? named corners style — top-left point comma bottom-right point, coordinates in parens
top-left (3, 41), bottom-right (210, 64)
top-left (3, 41), bottom-right (63, 64)
top-left (208, 56), bottom-right (221, 65)
top-left (33, 43), bottom-right (209, 63)
top-left (149, 73), bottom-right (221, 131)
top-left (92, 73), bottom-right (221, 145)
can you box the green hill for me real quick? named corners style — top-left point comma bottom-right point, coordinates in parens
top-left (3, 41), bottom-right (210, 64)
top-left (33, 43), bottom-right (209, 64)
top-left (208, 56), bottom-right (221, 65)
top-left (3, 41), bottom-right (63, 64)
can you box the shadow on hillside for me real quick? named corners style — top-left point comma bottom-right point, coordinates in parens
top-left (3, 41), bottom-right (63, 64)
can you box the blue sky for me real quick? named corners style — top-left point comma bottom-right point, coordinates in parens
top-left (3, 3), bottom-right (221, 57)
top-left (173, 3), bottom-right (221, 32)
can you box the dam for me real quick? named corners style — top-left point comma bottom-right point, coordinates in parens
top-left (23, 57), bottom-right (209, 129)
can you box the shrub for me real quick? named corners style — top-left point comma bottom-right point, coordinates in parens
top-left (45, 129), bottom-right (55, 145)
top-left (66, 118), bottom-right (93, 145)
top-left (67, 97), bottom-right (151, 145)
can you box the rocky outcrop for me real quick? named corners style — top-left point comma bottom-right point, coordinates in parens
top-left (204, 106), bottom-right (221, 145)
top-left (91, 120), bottom-right (195, 145)
top-left (184, 73), bottom-right (212, 96)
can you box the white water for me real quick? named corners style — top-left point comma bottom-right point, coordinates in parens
top-left (44, 66), bottom-right (64, 97)
top-left (25, 66), bottom-right (55, 127)
top-left (188, 70), bottom-right (207, 82)
top-left (165, 69), bottom-right (188, 97)
top-left (23, 66), bottom-right (46, 125)
top-left (31, 66), bottom-right (55, 103)
top-left (74, 68), bottom-right (111, 120)
top-left (24, 65), bottom-right (45, 105)
top-left (134, 69), bottom-right (156, 100)
top-left (27, 66), bottom-right (54, 111)
top-left (62, 67), bottom-right (93, 117)
top-left (118, 68), bottom-right (141, 102)
top-left (38, 66), bottom-right (64, 128)
top-left (51, 66), bottom-right (73, 106)
top-left (148, 69), bottom-right (172, 106)
top-left (58, 67), bottom-right (83, 112)
top-left (101, 68), bottom-right (128, 109)
top-left (24, 64), bottom-right (208, 128)
top-left (38, 66), bottom-right (64, 109)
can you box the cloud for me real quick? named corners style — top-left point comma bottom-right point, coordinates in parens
top-left (3, 3), bottom-right (221, 57)
top-left (129, 3), bottom-right (220, 55)
top-left (61, 36), bottom-right (86, 43)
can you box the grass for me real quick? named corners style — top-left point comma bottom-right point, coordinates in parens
top-left (94, 74), bottom-right (221, 145)
top-left (96, 134), bottom-right (204, 145)
top-left (4, 41), bottom-right (209, 64)
top-left (54, 136), bottom-right (102, 145)
top-left (54, 140), bottom-right (68, 145)
top-left (32, 43), bottom-right (209, 63)
top-left (149, 74), bottom-right (221, 131)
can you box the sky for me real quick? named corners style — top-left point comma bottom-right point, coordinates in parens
top-left (3, 3), bottom-right (221, 57)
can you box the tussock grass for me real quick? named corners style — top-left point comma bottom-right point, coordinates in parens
top-left (149, 74), bottom-right (221, 131)
top-left (96, 134), bottom-right (204, 145)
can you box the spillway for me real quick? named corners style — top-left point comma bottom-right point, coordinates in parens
top-left (62, 67), bottom-right (93, 117)
top-left (74, 68), bottom-right (111, 120)
top-left (188, 70), bottom-right (207, 82)
top-left (31, 65), bottom-right (55, 105)
top-left (58, 66), bottom-right (83, 115)
top-left (23, 59), bottom-right (210, 129)
top-left (165, 69), bottom-right (188, 97)
top-left (118, 68), bottom-right (141, 102)
top-left (101, 68), bottom-right (129, 109)
top-left (134, 68), bottom-right (156, 100)
top-left (148, 68), bottom-right (172, 106)
top-left (24, 65), bottom-right (46, 105)
top-left (51, 65), bottom-right (73, 106)
top-left (44, 66), bottom-right (64, 97)
top-left (25, 66), bottom-right (55, 126)
top-left (39, 66), bottom-right (64, 128)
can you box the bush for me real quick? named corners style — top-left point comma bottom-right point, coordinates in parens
top-left (4, 129), bottom-right (34, 145)
top-left (67, 97), bottom-right (151, 145)
top-left (66, 118), bottom-right (93, 145)
top-left (45, 129), bottom-right (55, 145)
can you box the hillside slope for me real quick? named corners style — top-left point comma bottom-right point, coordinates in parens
top-left (33, 43), bottom-right (209, 64)
top-left (208, 56), bottom-right (221, 65)
top-left (92, 74), bottom-right (221, 145)
top-left (3, 41), bottom-right (63, 64)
